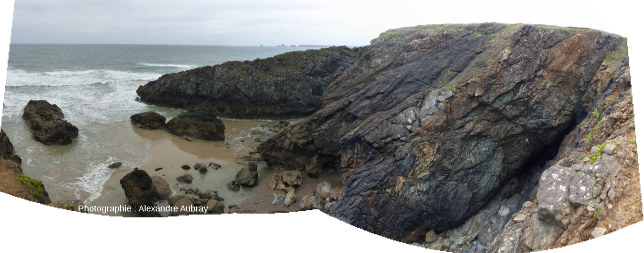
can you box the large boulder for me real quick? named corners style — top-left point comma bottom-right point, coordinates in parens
top-left (136, 46), bottom-right (359, 118)
top-left (130, 111), bottom-right (166, 129)
top-left (119, 169), bottom-right (159, 216)
top-left (258, 24), bottom-right (627, 239)
top-left (22, 100), bottom-right (78, 145)
top-left (164, 110), bottom-right (225, 141)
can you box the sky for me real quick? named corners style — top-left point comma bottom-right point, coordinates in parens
top-left (9, 0), bottom-right (638, 46)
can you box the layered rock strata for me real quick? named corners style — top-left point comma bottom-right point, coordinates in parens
top-left (136, 46), bottom-right (359, 118)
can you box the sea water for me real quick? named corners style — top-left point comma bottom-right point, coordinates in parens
top-left (1, 44), bottom-right (311, 207)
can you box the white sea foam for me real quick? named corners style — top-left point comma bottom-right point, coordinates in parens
top-left (67, 160), bottom-right (116, 202)
top-left (5, 69), bottom-right (162, 87)
top-left (137, 62), bottom-right (196, 68)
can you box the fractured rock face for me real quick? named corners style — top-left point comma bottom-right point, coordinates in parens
top-left (136, 46), bottom-right (359, 118)
top-left (258, 23), bottom-right (631, 239)
top-left (22, 100), bottom-right (78, 145)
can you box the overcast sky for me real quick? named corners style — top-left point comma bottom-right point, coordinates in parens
top-left (8, 0), bottom-right (637, 46)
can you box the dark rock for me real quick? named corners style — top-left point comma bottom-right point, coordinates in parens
top-left (22, 100), bottom-right (78, 145)
top-left (227, 181), bottom-right (240, 191)
top-left (258, 24), bottom-right (627, 239)
top-left (108, 162), bottom-right (122, 169)
top-left (136, 46), bottom-right (359, 118)
top-left (181, 165), bottom-right (191, 170)
top-left (0, 129), bottom-right (22, 165)
top-left (176, 174), bottom-right (193, 184)
top-left (129, 111), bottom-right (166, 129)
top-left (234, 162), bottom-right (258, 186)
top-left (154, 167), bottom-right (163, 171)
top-left (194, 163), bottom-right (205, 170)
top-left (199, 167), bottom-right (207, 174)
top-left (119, 169), bottom-right (159, 216)
top-left (165, 110), bottom-right (225, 141)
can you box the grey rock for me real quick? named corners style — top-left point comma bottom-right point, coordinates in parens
top-left (151, 176), bottom-right (171, 200)
top-left (176, 174), bottom-right (193, 184)
top-left (234, 162), bottom-right (258, 186)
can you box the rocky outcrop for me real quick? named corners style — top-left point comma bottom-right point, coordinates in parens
top-left (257, 23), bottom-right (640, 242)
top-left (120, 169), bottom-right (161, 216)
top-left (0, 130), bottom-right (22, 166)
top-left (22, 100), bottom-right (78, 145)
top-left (486, 51), bottom-right (640, 252)
top-left (130, 111), bottom-right (166, 129)
top-left (164, 110), bottom-right (225, 141)
top-left (136, 46), bottom-right (359, 118)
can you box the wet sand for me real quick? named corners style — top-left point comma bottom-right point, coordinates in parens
top-left (90, 118), bottom-right (272, 214)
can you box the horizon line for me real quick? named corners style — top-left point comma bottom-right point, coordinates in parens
top-left (9, 42), bottom-right (364, 47)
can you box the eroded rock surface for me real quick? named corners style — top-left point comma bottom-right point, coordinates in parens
top-left (257, 23), bottom-right (639, 240)
top-left (22, 100), bottom-right (78, 145)
top-left (136, 46), bottom-right (359, 118)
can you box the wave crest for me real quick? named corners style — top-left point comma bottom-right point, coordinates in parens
top-left (137, 62), bottom-right (196, 68)
top-left (5, 69), bottom-right (162, 87)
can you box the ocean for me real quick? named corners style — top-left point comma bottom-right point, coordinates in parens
top-left (1, 44), bottom-right (309, 208)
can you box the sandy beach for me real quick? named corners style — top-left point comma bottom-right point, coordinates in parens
top-left (89, 118), bottom-right (276, 215)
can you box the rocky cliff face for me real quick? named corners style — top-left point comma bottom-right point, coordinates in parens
top-left (257, 23), bottom-right (640, 244)
top-left (136, 46), bottom-right (359, 118)
top-left (0, 130), bottom-right (52, 204)
top-left (131, 23), bottom-right (639, 251)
